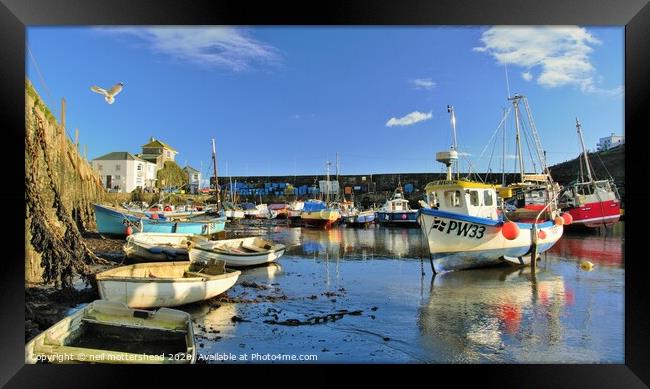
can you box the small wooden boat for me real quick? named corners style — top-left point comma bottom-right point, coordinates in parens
top-left (95, 261), bottom-right (241, 308)
top-left (25, 300), bottom-right (196, 364)
top-left (94, 204), bottom-right (226, 237)
top-left (123, 232), bottom-right (209, 262)
top-left (189, 237), bottom-right (286, 267)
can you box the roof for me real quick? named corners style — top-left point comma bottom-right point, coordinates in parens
top-left (93, 152), bottom-right (143, 161)
top-left (183, 166), bottom-right (200, 173)
top-left (141, 138), bottom-right (177, 152)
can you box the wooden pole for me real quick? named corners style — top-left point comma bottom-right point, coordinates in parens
top-left (530, 225), bottom-right (538, 273)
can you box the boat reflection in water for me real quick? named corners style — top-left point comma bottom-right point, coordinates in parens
top-left (418, 266), bottom-right (568, 363)
top-left (240, 262), bottom-right (283, 281)
top-left (547, 223), bottom-right (623, 267)
top-left (288, 226), bottom-right (427, 260)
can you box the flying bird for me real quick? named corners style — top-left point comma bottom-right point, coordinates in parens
top-left (90, 82), bottom-right (124, 104)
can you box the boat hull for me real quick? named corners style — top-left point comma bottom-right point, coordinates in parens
top-left (25, 300), bottom-right (196, 364)
top-left (94, 204), bottom-right (226, 237)
top-left (564, 199), bottom-right (621, 228)
top-left (96, 262), bottom-right (241, 308)
top-left (189, 237), bottom-right (286, 267)
top-left (417, 208), bottom-right (563, 273)
top-left (301, 210), bottom-right (341, 228)
top-left (344, 212), bottom-right (376, 227)
top-left (123, 233), bottom-right (208, 262)
top-left (376, 210), bottom-right (419, 226)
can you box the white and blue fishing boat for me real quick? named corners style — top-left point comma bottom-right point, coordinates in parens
top-left (94, 204), bottom-right (226, 237)
top-left (417, 104), bottom-right (566, 273)
top-left (375, 186), bottom-right (419, 226)
top-left (343, 209), bottom-right (376, 227)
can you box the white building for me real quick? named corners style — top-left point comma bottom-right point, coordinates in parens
top-left (597, 133), bottom-right (624, 151)
top-left (183, 166), bottom-right (201, 194)
top-left (91, 152), bottom-right (158, 193)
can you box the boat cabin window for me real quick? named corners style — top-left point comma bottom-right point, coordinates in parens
top-left (427, 192), bottom-right (439, 208)
top-left (468, 190), bottom-right (480, 206)
top-left (444, 190), bottom-right (462, 207)
top-left (484, 190), bottom-right (494, 206)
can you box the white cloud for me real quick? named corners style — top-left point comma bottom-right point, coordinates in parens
top-left (386, 111), bottom-right (432, 127)
top-left (522, 72), bottom-right (533, 81)
top-left (458, 152), bottom-right (473, 157)
top-left (99, 27), bottom-right (281, 72)
top-left (410, 78), bottom-right (436, 90)
top-left (474, 26), bottom-right (622, 96)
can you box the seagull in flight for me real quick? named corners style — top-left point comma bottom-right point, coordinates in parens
top-left (90, 82), bottom-right (124, 104)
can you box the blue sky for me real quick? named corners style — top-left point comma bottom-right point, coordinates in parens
top-left (26, 26), bottom-right (623, 181)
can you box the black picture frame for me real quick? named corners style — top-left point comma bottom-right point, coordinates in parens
top-left (2, 0), bottom-right (647, 386)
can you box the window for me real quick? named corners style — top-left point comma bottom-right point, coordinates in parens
top-left (115, 164), bottom-right (121, 171)
top-left (484, 190), bottom-right (494, 206)
top-left (444, 190), bottom-right (462, 207)
top-left (137, 164), bottom-right (142, 171)
top-left (98, 164), bottom-right (103, 171)
top-left (115, 175), bottom-right (120, 180)
top-left (193, 174), bottom-right (198, 180)
top-left (469, 190), bottom-right (479, 206)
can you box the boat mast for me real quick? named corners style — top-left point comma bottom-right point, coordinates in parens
top-left (509, 95), bottom-right (526, 183)
top-left (576, 118), bottom-right (594, 183)
top-left (447, 105), bottom-right (459, 179)
top-left (326, 160), bottom-right (331, 204)
top-left (436, 105), bottom-right (459, 181)
top-left (211, 138), bottom-right (221, 210)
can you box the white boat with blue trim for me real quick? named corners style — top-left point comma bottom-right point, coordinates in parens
top-left (417, 103), bottom-right (567, 273)
top-left (418, 179), bottom-right (564, 272)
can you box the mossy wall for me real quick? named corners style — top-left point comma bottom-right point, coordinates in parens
top-left (25, 79), bottom-right (107, 285)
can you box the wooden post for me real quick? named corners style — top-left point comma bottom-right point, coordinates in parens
top-left (530, 224), bottom-right (538, 273)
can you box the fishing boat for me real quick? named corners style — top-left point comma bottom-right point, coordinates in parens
top-left (558, 119), bottom-right (621, 228)
top-left (343, 208), bottom-right (376, 227)
top-left (123, 232), bottom-right (209, 262)
top-left (25, 300), bottom-right (196, 364)
top-left (94, 203), bottom-right (226, 237)
top-left (95, 260), bottom-right (241, 308)
top-left (417, 102), bottom-right (567, 273)
top-left (189, 237), bottom-right (286, 267)
top-left (300, 199), bottom-right (341, 228)
top-left (375, 186), bottom-right (419, 226)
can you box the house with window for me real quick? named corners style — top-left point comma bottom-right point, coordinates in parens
top-left (596, 133), bottom-right (624, 151)
top-left (137, 137), bottom-right (178, 169)
top-left (183, 166), bottom-right (201, 194)
top-left (91, 152), bottom-right (158, 193)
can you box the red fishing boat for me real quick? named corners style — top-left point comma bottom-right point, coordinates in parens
top-left (559, 119), bottom-right (621, 229)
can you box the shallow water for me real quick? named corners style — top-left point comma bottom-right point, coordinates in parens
top-left (182, 221), bottom-right (624, 363)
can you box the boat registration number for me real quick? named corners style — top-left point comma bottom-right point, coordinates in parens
top-left (432, 218), bottom-right (486, 239)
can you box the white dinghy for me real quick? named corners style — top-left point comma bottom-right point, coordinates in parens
top-left (189, 237), bottom-right (286, 267)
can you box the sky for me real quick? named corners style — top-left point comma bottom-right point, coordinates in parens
top-left (26, 26), bottom-right (624, 183)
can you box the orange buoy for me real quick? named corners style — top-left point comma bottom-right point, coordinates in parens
top-left (502, 221), bottom-right (520, 240)
top-left (554, 216), bottom-right (564, 226)
top-left (151, 213), bottom-right (159, 220)
top-left (538, 230), bottom-right (547, 240)
top-left (125, 226), bottom-right (133, 236)
top-left (164, 205), bottom-right (172, 212)
top-left (562, 213), bottom-right (573, 225)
